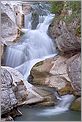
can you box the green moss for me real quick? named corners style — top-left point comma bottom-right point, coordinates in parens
top-left (71, 98), bottom-right (81, 111)
top-left (50, 1), bottom-right (64, 15)
top-left (49, 1), bottom-right (81, 25)
top-left (68, 1), bottom-right (81, 13)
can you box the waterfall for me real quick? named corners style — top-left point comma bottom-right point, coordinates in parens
top-left (38, 94), bottom-right (75, 116)
top-left (4, 13), bottom-right (57, 80)
top-left (3, 3), bottom-right (75, 116)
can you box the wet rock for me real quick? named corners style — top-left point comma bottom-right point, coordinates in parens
top-left (27, 86), bottom-right (59, 107)
top-left (2, 116), bottom-right (14, 121)
top-left (31, 10), bottom-right (39, 29)
top-left (9, 108), bottom-right (22, 118)
top-left (70, 97), bottom-right (81, 111)
top-left (67, 53), bottom-right (81, 96)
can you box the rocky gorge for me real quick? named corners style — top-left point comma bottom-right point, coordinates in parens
top-left (1, 1), bottom-right (81, 121)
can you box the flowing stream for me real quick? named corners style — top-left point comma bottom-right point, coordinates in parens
top-left (3, 3), bottom-right (81, 121)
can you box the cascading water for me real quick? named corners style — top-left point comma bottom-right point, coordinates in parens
top-left (3, 3), bottom-right (75, 116)
top-left (37, 94), bottom-right (75, 116)
top-left (4, 13), bottom-right (56, 80)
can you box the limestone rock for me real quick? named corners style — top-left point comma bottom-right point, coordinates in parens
top-left (67, 53), bottom-right (81, 96)
top-left (2, 66), bottom-right (28, 105)
top-left (1, 68), bottom-right (17, 115)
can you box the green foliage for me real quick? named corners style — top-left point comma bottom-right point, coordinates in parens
top-left (50, 1), bottom-right (64, 15)
top-left (68, 1), bottom-right (81, 13)
top-left (50, 1), bottom-right (81, 14)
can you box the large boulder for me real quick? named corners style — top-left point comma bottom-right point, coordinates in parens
top-left (67, 53), bottom-right (81, 96)
top-left (30, 57), bottom-right (54, 85)
top-left (2, 66), bottom-right (28, 105)
top-left (48, 17), bottom-right (81, 53)
top-left (55, 32), bottom-right (81, 53)
top-left (1, 68), bottom-right (17, 115)
top-left (1, 66), bottom-right (29, 115)
top-left (30, 56), bottom-right (73, 95)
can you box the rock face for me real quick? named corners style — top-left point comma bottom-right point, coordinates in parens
top-left (48, 17), bottom-right (81, 53)
top-left (1, 2), bottom-right (23, 45)
top-left (47, 12), bottom-right (81, 98)
top-left (1, 12), bottom-right (17, 39)
top-left (67, 53), bottom-right (81, 96)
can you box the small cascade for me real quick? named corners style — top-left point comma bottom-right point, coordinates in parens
top-left (38, 94), bottom-right (75, 116)
top-left (4, 13), bottom-right (56, 79)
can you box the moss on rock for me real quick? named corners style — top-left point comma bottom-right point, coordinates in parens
top-left (70, 97), bottom-right (81, 111)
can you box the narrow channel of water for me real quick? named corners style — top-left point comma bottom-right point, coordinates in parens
top-left (14, 106), bottom-right (81, 121)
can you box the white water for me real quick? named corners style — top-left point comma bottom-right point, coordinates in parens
top-left (38, 94), bottom-right (75, 116)
top-left (4, 13), bottom-right (56, 80)
top-left (4, 12), bottom-right (57, 101)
